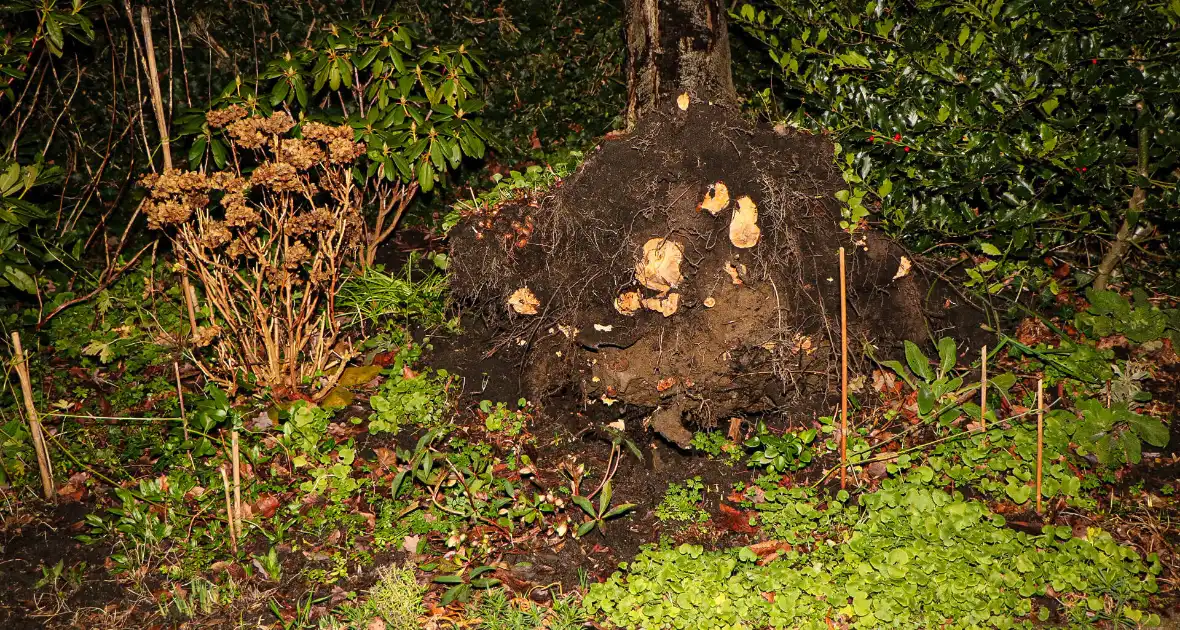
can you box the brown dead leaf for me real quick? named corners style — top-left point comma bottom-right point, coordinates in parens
top-left (699, 181), bottom-right (730, 215)
top-left (727, 417), bottom-right (742, 441)
top-left (729, 196), bottom-right (761, 248)
top-left (253, 494), bottom-right (281, 519)
top-left (635, 238), bottom-right (684, 292)
top-left (656, 377), bottom-right (677, 392)
top-left (374, 447), bottom-right (397, 470)
top-left (717, 503), bottom-right (758, 534)
top-left (402, 535), bottom-right (421, 554)
top-left (508, 287), bottom-right (540, 315)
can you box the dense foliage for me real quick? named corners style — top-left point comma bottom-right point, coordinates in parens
top-left (412, 0), bottom-right (625, 162)
top-left (586, 475), bottom-right (1162, 629)
top-left (736, 0), bottom-right (1180, 284)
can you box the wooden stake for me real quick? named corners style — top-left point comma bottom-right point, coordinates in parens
top-left (174, 362), bottom-right (188, 441)
top-left (11, 333), bottom-right (55, 500)
top-left (1036, 379), bottom-right (1044, 514)
top-left (979, 345), bottom-right (988, 431)
top-left (231, 430), bottom-right (242, 536)
top-left (181, 270), bottom-right (199, 339)
top-left (839, 247), bottom-right (849, 490)
top-left (220, 466), bottom-right (238, 553)
top-left (139, 6), bottom-right (172, 170)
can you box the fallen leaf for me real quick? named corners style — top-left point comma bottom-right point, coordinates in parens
top-left (656, 377), bottom-right (677, 392)
top-left (253, 494), bottom-right (281, 519)
top-left (717, 503), bottom-right (757, 533)
top-left (729, 196), bottom-right (761, 248)
top-left (508, 287), bottom-right (540, 315)
top-left (635, 238), bottom-right (684, 292)
top-left (699, 182), bottom-right (730, 215)
top-left (374, 447), bottom-right (397, 469)
top-left (703, 296), bottom-right (716, 308)
top-left (677, 92), bottom-right (690, 110)
top-left (319, 387), bottom-right (354, 409)
top-left (608, 419), bottom-right (625, 431)
top-left (249, 411), bottom-right (274, 431)
top-left (337, 365), bottom-right (383, 387)
top-left (593, 323), bottom-right (613, 332)
top-left (403, 535), bottom-right (420, 554)
top-left (727, 417), bottom-right (742, 441)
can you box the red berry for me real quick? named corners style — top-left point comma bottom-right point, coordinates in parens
top-left (1092, 58), bottom-right (1098, 64)
top-left (904, 147), bottom-right (910, 152)
top-left (893, 133), bottom-right (902, 141)
top-left (1081, 167), bottom-right (1087, 172)
top-left (869, 136), bottom-right (875, 142)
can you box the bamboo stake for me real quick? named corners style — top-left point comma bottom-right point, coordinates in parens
top-left (979, 345), bottom-right (988, 431)
top-left (1036, 379), bottom-right (1044, 514)
top-left (220, 466), bottom-right (238, 553)
top-left (11, 333), bottom-right (55, 500)
top-left (231, 430), bottom-right (242, 536)
top-left (181, 274), bottom-right (199, 338)
top-left (839, 247), bottom-right (849, 490)
top-left (174, 362), bottom-right (188, 441)
top-left (139, 6), bottom-right (172, 170)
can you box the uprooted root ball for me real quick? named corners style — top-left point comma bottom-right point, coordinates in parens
top-left (449, 102), bottom-right (935, 446)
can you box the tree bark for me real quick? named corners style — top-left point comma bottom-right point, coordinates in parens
top-left (625, 0), bottom-right (737, 128)
top-left (1094, 123), bottom-right (1150, 291)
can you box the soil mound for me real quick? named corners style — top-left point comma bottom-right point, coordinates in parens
top-left (449, 102), bottom-right (935, 446)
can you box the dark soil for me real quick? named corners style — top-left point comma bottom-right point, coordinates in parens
top-left (448, 100), bottom-right (969, 446)
top-left (429, 323), bottom-right (767, 592)
top-left (0, 502), bottom-right (117, 629)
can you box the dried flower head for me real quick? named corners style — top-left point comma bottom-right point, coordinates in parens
top-left (287, 207), bottom-right (338, 236)
top-left (226, 117), bottom-right (268, 149)
top-left (276, 138), bottom-right (325, 171)
top-left (199, 220), bottom-right (233, 250)
top-left (250, 161), bottom-right (301, 192)
top-left (191, 325), bottom-right (222, 347)
top-left (222, 193), bottom-right (261, 227)
top-left (224, 237), bottom-right (255, 259)
top-left (205, 105), bottom-right (248, 128)
top-left (284, 241), bottom-right (312, 269)
top-left (301, 122), bottom-right (363, 163)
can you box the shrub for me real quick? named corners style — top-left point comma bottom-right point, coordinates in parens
top-left (143, 111), bottom-right (365, 397)
top-left (736, 0), bottom-right (1180, 282)
top-left (175, 15), bottom-right (489, 266)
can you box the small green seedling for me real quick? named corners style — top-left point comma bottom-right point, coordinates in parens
top-left (433, 565), bottom-right (500, 605)
top-left (572, 481), bottom-right (636, 537)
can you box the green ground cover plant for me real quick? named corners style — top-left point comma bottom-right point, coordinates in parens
top-left (587, 474), bottom-right (1161, 629)
top-left (655, 477), bottom-right (709, 524)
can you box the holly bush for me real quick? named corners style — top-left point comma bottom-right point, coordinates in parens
top-left (735, 0), bottom-right (1180, 273)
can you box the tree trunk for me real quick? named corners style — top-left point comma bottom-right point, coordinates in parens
top-left (625, 0), bottom-right (737, 128)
